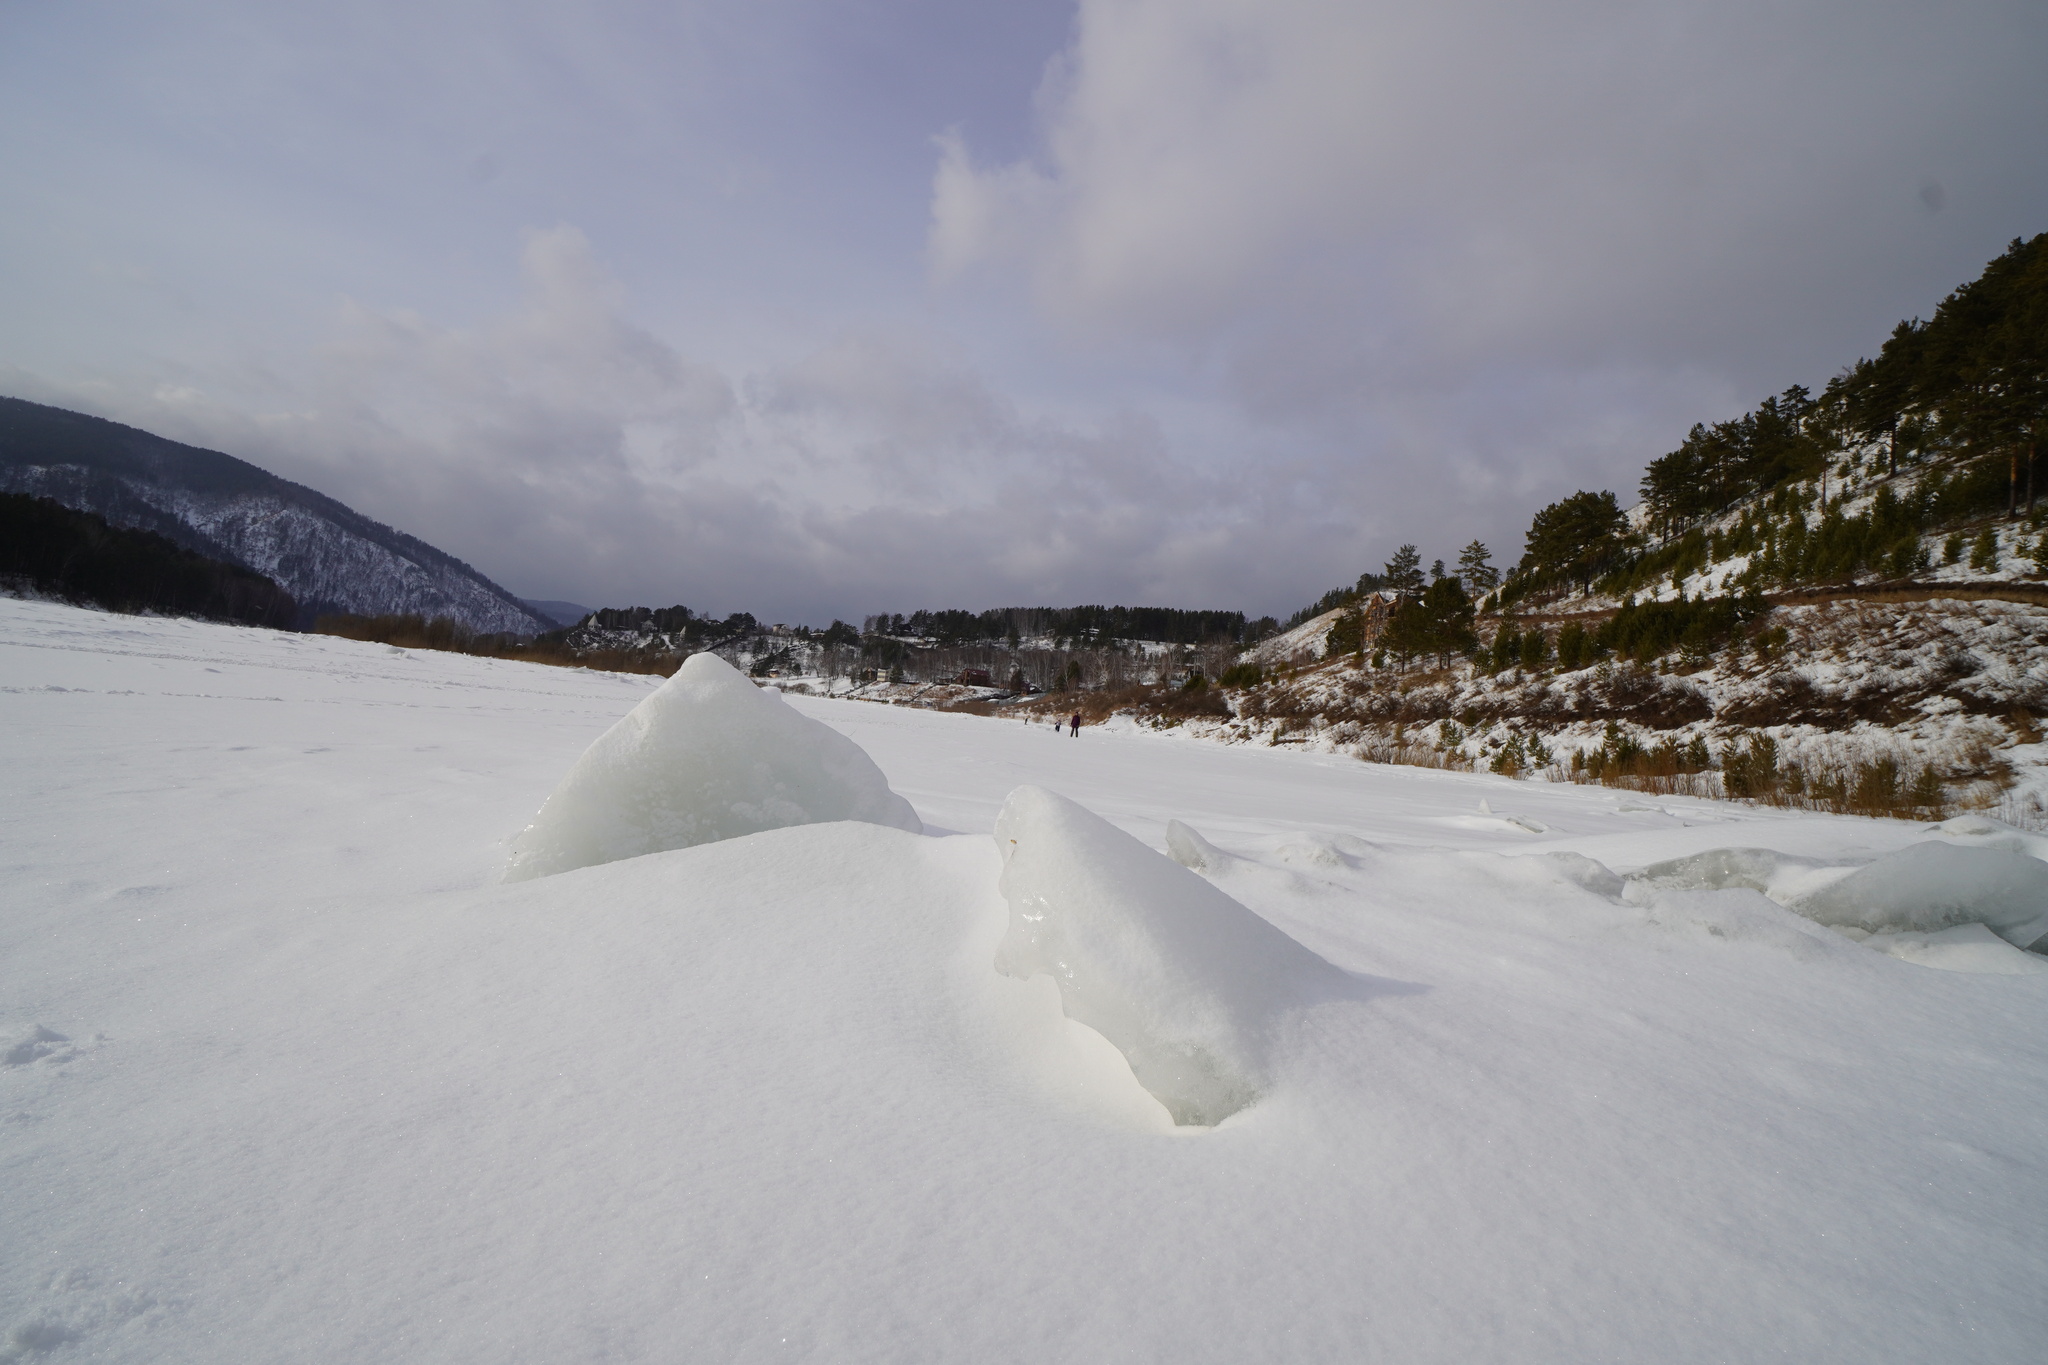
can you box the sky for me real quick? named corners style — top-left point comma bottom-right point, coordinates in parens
top-left (2, 0), bottom-right (2044, 623)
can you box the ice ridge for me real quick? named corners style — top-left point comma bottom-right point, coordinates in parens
top-left (993, 786), bottom-right (1343, 1127)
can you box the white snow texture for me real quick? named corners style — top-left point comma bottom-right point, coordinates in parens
top-left (504, 650), bottom-right (919, 879)
top-left (994, 786), bottom-right (1342, 1126)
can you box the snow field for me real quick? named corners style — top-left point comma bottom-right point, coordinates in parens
top-left (5, 598), bottom-right (2048, 1363)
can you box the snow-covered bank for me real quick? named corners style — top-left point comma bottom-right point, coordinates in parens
top-left (5, 599), bottom-right (2047, 1363)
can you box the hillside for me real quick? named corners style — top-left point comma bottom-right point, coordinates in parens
top-left (0, 397), bottom-right (550, 634)
top-left (1177, 234), bottom-right (2048, 825)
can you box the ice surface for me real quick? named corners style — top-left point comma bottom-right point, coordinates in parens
top-left (1790, 841), bottom-right (2048, 949)
top-left (503, 651), bottom-right (919, 879)
top-left (12, 598), bottom-right (2048, 1365)
top-left (994, 786), bottom-right (1344, 1126)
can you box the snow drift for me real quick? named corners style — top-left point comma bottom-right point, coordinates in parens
top-left (993, 786), bottom-right (1345, 1126)
top-left (504, 652), bottom-right (920, 880)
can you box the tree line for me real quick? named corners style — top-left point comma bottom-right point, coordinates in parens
top-left (1475, 234), bottom-right (2047, 606)
top-left (1639, 234), bottom-right (2044, 536)
top-left (860, 605), bottom-right (1268, 647)
top-left (0, 492), bottom-right (298, 628)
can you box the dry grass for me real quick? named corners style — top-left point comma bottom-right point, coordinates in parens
top-left (313, 613), bottom-right (680, 676)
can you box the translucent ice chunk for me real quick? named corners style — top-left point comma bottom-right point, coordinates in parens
top-left (1790, 842), bottom-right (2048, 950)
top-left (1631, 847), bottom-right (1843, 903)
top-left (505, 652), bottom-right (920, 880)
top-left (993, 786), bottom-right (1343, 1126)
top-left (1164, 818), bottom-right (1233, 873)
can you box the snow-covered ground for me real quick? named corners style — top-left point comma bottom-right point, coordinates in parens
top-left (5, 597), bottom-right (2046, 1364)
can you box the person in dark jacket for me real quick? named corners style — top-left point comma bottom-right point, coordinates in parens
top-left (1069, 711), bottom-right (1081, 737)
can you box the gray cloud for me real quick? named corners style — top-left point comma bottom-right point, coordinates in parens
top-left (934, 0), bottom-right (2048, 570)
top-left (14, 228), bottom-right (1351, 620)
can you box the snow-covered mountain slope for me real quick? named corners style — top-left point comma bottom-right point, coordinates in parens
top-left (5, 596), bottom-right (2046, 1364)
top-left (1251, 606), bottom-right (1342, 663)
top-left (0, 397), bottom-right (549, 634)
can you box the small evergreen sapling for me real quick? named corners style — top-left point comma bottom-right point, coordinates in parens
top-left (1970, 526), bottom-right (1999, 571)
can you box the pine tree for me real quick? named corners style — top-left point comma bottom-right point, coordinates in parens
top-left (1323, 606), bottom-right (1365, 658)
top-left (1418, 576), bottom-right (1477, 666)
top-left (1379, 598), bottom-right (1428, 669)
top-left (1457, 540), bottom-right (1500, 594)
top-left (1383, 544), bottom-right (1425, 594)
top-left (1489, 626), bottom-right (1519, 673)
top-left (1522, 491), bottom-right (1628, 591)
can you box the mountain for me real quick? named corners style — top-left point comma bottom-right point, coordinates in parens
top-left (0, 397), bottom-right (550, 634)
top-left (521, 598), bottom-right (593, 628)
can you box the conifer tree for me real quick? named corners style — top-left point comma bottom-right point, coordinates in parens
top-left (1457, 540), bottom-right (1500, 594)
top-left (1383, 544), bottom-right (1425, 595)
top-left (1419, 575), bottom-right (1477, 665)
top-left (1323, 606), bottom-right (1366, 658)
top-left (1379, 598), bottom-right (1427, 669)
top-left (1522, 491), bottom-right (1628, 591)
top-left (1489, 625), bottom-right (1519, 673)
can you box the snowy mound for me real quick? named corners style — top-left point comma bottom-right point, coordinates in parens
top-left (993, 786), bottom-right (1344, 1126)
top-left (504, 652), bottom-right (920, 880)
top-left (1789, 842), bottom-right (2048, 950)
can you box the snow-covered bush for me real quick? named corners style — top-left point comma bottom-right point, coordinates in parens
top-left (992, 786), bottom-right (1344, 1126)
top-left (504, 652), bottom-right (920, 880)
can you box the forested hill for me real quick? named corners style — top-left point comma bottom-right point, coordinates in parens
top-left (1636, 233), bottom-right (2045, 541)
top-left (1305, 233), bottom-right (2046, 624)
top-left (1515, 233), bottom-right (2044, 602)
top-left (1225, 234), bottom-right (2048, 826)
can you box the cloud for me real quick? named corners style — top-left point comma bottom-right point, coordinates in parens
top-left (935, 0), bottom-right (2046, 365)
top-left (923, 0), bottom-right (2048, 588)
top-left (16, 226), bottom-right (1369, 620)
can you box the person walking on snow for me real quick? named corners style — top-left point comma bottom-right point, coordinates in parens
top-left (1069, 711), bottom-right (1081, 737)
